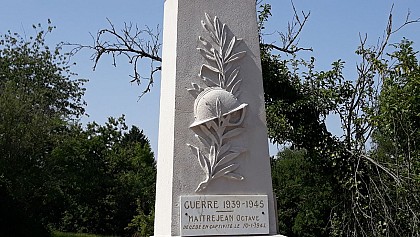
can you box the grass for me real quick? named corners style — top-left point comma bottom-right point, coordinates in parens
top-left (52, 231), bottom-right (118, 237)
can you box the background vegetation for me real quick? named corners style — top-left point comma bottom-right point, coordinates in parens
top-left (0, 2), bottom-right (418, 237)
top-left (0, 25), bottom-right (155, 237)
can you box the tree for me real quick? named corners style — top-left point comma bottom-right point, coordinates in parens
top-left (0, 22), bottom-right (158, 236)
top-left (271, 149), bottom-right (337, 237)
top-left (0, 181), bottom-right (51, 237)
top-left (50, 117), bottom-right (156, 236)
top-left (0, 22), bottom-right (86, 236)
top-left (368, 39), bottom-right (419, 236)
top-left (263, 8), bottom-right (420, 237)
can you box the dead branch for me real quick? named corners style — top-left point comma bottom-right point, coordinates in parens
top-left (262, 0), bottom-right (312, 54)
top-left (263, 43), bottom-right (312, 54)
top-left (348, 150), bottom-right (401, 184)
top-left (64, 18), bottom-right (162, 96)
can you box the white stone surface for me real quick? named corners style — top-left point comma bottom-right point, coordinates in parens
top-left (154, 0), bottom-right (278, 236)
top-left (154, 0), bottom-right (178, 235)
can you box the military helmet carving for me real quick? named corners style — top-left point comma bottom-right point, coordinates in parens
top-left (190, 87), bottom-right (248, 128)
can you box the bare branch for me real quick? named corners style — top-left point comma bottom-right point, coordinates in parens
top-left (348, 150), bottom-right (401, 185)
top-left (391, 7), bottom-right (420, 34)
top-left (64, 18), bottom-right (162, 96)
top-left (336, 6), bottom-right (420, 236)
top-left (261, 1), bottom-right (312, 54)
top-left (262, 43), bottom-right (312, 54)
top-left (338, 5), bottom-right (420, 151)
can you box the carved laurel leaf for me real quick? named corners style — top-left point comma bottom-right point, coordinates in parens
top-left (216, 126), bottom-right (225, 142)
top-left (188, 144), bottom-right (210, 174)
top-left (224, 63), bottom-right (233, 75)
top-left (201, 28), bottom-right (218, 45)
top-left (212, 163), bottom-right (239, 179)
top-left (217, 146), bottom-right (247, 166)
top-left (222, 127), bottom-right (245, 140)
top-left (216, 147), bottom-right (246, 167)
top-left (230, 79), bottom-right (242, 96)
top-left (201, 123), bottom-right (217, 144)
top-left (202, 64), bottom-right (220, 74)
top-left (224, 172), bottom-right (244, 180)
top-left (226, 66), bottom-right (240, 89)
top-left (195, 180), bottom-right (209, 193)
top-left (193, 83), bottom-right (201, 90)
top-left (210, 33), bottom-right (218, 45)
top-left (187, 83), bottom-right (203, 98)
top-left (221, 24), bottom-right (227, 49)
top-left (199, 73), bottom-right (219, 87)
top-left (198, 36), bottom-right (211, 47)
top-left (204, 13), bottom-right (214, 32)
top-left (214, 53), bottom-right (223, 73)
top-left (216, 152), bottom-right (241, 167)
top-left (209, 145), bottom-right (216, 168)
top-left (230, 146), bottom-right (247, 154)
top-left (214, 16), bottom-right (221, 43)
top-left (195, 134), bottom-right (210, 149)
top-left (201, 20), bottom-right (212, 34)
top-left (226, 51), bottom-right (246, 64)
top-left (225, 36), bottom-right (236, 61)
top-left (201, 13), bottom-right (220, 46)
top-left (197, 48), bottom-right (216, 61)
top-left (187, 88), bottom-right (200, 98)
top-left (218, 143), bottom-right (231, 157)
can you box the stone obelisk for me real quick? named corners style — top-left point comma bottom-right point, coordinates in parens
top-left (154, 0), bottom-right (283, 236)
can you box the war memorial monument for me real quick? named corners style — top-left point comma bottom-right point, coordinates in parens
top-left (154, 0), bottom-right (284, 236)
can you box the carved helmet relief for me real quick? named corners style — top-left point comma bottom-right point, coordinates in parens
top-left (190, 87), bottom-right (247, 129)
top-left (187, 13), bottom-right (248, 192)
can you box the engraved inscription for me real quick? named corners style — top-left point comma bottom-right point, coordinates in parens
top-left (180, 195), bottom-right (269, 236)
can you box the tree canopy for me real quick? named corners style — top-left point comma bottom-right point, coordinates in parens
top-left (259, 5), bottom-right (419, 235)
top-left (0, 24), bottom-right (156, 237)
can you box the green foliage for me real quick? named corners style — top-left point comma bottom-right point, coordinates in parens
top-left (259, 6), bottom-right (352, 236)
top-left (272, 149), bottom-right (337, 237)
top-left (262, 46), bottom-right (351, 179)
top-left (0, 24), bottom-right (156, 237)
top-left (369, 39), bottom-right (420, 235)
top-left (375, 39), bottom-right (419, 160)
top-left (0, 22), bottom-right (86, 118)
top-left (257, 3), bottom-right (272, 33)
top-left (0, 181), bottom-right (51, 237)
top-left (0, 23), bottom-right (86, 236)
top-left (260, 5), bottom-right (419, 235)
top-left (50, 117), bottom-right (156, 236)
top-left (324, 39), bottom-right (420, 237)
top-left (125, 206), bottom-right (155, 237)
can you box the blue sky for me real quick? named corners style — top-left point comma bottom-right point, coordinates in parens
top-left (1, 1), bottom-right (419, 157)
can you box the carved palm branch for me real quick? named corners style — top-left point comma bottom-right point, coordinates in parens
top-left (187, 101), bottom-right (246, 192)
top-left (187, 13), bottom-right (248, 193)
top-left (188, 13), bottom-right (246, 98)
